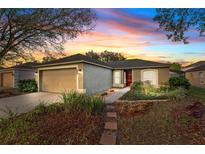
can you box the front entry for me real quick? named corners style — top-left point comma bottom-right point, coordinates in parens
top-left (125, 70), bottom-right (132, 86)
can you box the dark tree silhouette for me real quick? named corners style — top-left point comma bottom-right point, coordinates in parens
top-left (85, 50), bottom-right (126, 62)
top-left (154, 9), bottom-right (205, 44)
top-left (100, 50), bottom-right (126, 62)
top-left (85, 50), bottom-right (100, 61)
top-left (0, 9), bottom-right (96, 63)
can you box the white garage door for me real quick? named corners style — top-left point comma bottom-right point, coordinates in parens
top-left (40, 68), bottom-right (77, 93)
top-left (142, 70), bottom-right (157, 85)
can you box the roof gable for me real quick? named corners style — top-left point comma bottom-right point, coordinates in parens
top-left (36, 54), bottom-right (111, 68)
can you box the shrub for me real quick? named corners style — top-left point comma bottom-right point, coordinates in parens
top-left (60, 91), bottom-right (104, 114)
top-left (18, 79), bottom-right (38, 92)
top-left (33, 103), bottom-right (47, 115)
top-left (131, 81), bottom-right (156, 95)
top-left (143, 81), bottom-right (155, 95)
top-left (169, 77), bottom-right (191, 90)
top-left (131, 81), bottom-right (143, 91)
top-left (166, 87), bottom-right (187, 101)
top-left (159, 82), bottom-right (170, 93)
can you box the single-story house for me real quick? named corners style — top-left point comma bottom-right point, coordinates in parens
top-left (35, 54), bottom-right (170, 95)
top-left (185, 63), bottom-right (205, 88)
top-left (0, 62), bottom-right (37, 88)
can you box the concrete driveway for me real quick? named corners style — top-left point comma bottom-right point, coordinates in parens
top-left (0, 92), bottom-right (61, 118)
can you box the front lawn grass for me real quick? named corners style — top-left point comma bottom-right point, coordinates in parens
top-left (188, 86), bottom-right (205, 103)
top-left (117, 87), bottom-right (205, 144)
top-left (0, 91), bottom-right (104, 144)
top-left (120, 89), bottom-right (168, 100)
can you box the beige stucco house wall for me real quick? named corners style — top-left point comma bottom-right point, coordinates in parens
top-left (113, 67), bottom-right (170, 87)
top-left (186, 70), bottom-right (205, 88)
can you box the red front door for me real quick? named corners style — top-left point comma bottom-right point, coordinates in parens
top-left (126, 70), bottom-right (132, 86)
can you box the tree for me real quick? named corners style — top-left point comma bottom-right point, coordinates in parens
top-left (42, 50), bottom-right (65, 63)
top-left (100, 50), bottom-right (126, 62)
top-left (85, 50), bottom-right (126, 62)
top-left (0, 9), bottom-right (96, 63)
top-left (85, 50), bottom-right (100, 61)
top-left (170, 62), bottom-right (182, 71)
top-left (154, 9), bottom-right (205, 43)
top-left (42, 56), bottom-right (56, 63)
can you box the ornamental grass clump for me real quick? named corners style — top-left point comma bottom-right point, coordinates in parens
top-left (60, 91), bottom-right (104, 115)
top-left (166, 87), bottom-right (187, 102)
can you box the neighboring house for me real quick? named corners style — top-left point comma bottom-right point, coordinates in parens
top-left (183, 61), bottom-right (205, 72)
top-left (185, 63), bottom-right (205, 88)
top-left (170, 69), bottom-right (184, 77)
top-left (35, 54), bottom-right (170, 95)
top-left (0, 62), bottom-right (37, 88)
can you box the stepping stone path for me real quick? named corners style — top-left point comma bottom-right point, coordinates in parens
top-left (106, 112), bottom-right (117, 118)
top-left (99, 104), bottom-right (117, 145)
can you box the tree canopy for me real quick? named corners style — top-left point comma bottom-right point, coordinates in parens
top-left (170, 62), bottom-right (182, 71)
top-left (0, 8), bottom-right (96, 64)
top-left (85, 50), bottom-right (100, 61)
top-left (154, 9), bottom-right (205, 44)
top-left (85, 50), bottom-right (126, 62)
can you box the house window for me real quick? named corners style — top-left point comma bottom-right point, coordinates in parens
top-left (199, 72), bottom-right (204, 84)
top-left (114, 71), bottom-right (121, 84)
top-left (141, 70), bottom-right (157, 85)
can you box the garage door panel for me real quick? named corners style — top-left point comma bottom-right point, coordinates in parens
top-left (2, 72), bottom-right (13, 88)
top-left (41, 68), bottom-right (77, 93)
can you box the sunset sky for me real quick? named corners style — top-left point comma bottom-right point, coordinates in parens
top-left (62, 8), bottom-right (205, 65)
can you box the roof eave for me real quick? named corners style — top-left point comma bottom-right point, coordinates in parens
top-left (34, 60), bottom-right (113, 69)
top-left (112, 65), bottom-right (170, 70)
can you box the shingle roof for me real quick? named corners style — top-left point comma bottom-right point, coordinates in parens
top-left (0, 62), bottom-right (38, 72)
top-left (184, 61), bottom-right (205, 69)
top-left (36, 54), bottom-right (111, 68)
top-left (106, 59), bottom-right (170, 69)
top-left (14, 62), bottom-right (39, 69)
top-left (35, 54), bottom-right (170, 69)
top-left (185, 64), bottom-right (205, 72)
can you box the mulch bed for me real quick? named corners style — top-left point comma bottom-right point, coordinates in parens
top-left (34, 112), bottom-right (104, 144)
top-left (170, 102), bottom-right (205, 144)
top-left (116, 102), bottom-right (153, 117)
top-left (0, 111), bottom-right (104, 145)
top-left (116, 100), bottom-right (205, 144)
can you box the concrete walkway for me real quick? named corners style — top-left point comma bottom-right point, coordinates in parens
top-left (104, 87), bottom-right (130, 104)
top-left (0, 92), bottom-right (60, 118)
